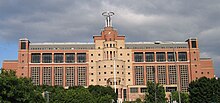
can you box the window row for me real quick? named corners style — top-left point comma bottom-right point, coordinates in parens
top-left (31, 53), bottom-right (86, 63)
top-left (134, 65), bottom-right (189, 88)
top-left (31, 67), bottom-right (87, 86)
top-left (134, 52), bottom-right (187, 62)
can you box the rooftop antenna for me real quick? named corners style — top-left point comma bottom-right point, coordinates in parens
top-left (102, 11), bottom-right (115, 27)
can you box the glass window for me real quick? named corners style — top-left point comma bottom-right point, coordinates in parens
top-left (146, 66), bottom-right (155, 82)
top-left (66, 53), bottom-right (75, 63)
top-left (141, 88), bottom-right (147, 93)
top-left (157, 66), bottom-right (166, 85)
top-left (192, 41), bottom-right (197, 48)
top-left (130, 88), bottom-right (138, 93)
top-left (167, 52), bottom-right (175, 61)
top-left (31, 53), bottom-right (40, 63)
top-left (77, 53), bottom-right (86, 63)
top-left (135, 66), bottom-right (144, 85)
top-left (134, 52), bottom-right (143, 62)
top-left (78, 67), bottom-right (87, 86)
top-left (42, 53), bottom-right (52, 63)
top-left (54, 53), bottom-right (63, 63)
top-left (178, 52), bottom-right (187, 61)
top-left (145, 52), bottom-right (154, 62)
top-left (21, 42), bottom-right (26, 49)
top-left (156, 52), bottom-right (166, 62)
top-left (168, 65), bottom-right (177, 84)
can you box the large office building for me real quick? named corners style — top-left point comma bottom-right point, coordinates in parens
top-left (2, 12), bottom-right (214, 101)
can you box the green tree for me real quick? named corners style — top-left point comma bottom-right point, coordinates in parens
top-left (171, 91), bottom-right (189, 103)
top-left (65, 87), bottom-right (96, 103)
top-left (144, 81), bottom-right (166, 103)
top-left (88, 85), bottom-right (117, 103)
top-left (0, 70), bottom-right (45, 103)
top-left (189, 77), bottom-right (218, 103)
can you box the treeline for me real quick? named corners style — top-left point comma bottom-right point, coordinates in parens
top-left (1, 70), bottom-right (220, 103)
top-left (0, 70), bottom-right (117, 103)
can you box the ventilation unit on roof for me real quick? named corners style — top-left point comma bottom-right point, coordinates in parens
top-left (154, 41), bottom-right (161, 44)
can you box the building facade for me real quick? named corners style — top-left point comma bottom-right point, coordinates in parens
top-left (2, 13), bottom-right (214, 101)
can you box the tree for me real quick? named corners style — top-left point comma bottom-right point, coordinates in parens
top-left (144, 81), bottom-right (166, 103)
top-left (189, 77), bottom-right (220, 103)
top-left (0, 70), bottom-right (45, 103)
top-left (171, 91), bottom-right (189, 103)
top-left (88, 85), bottom-right (117, 102)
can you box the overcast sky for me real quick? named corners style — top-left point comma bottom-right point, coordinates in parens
top-left (0, 0), bottom-right (220, 76)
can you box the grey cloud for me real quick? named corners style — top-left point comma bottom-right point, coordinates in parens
top-left (0, 0), bottom-right (220, 76)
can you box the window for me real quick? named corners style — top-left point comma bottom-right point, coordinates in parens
top-left (128, 79), bottom-right (130, 81)
top-left (66, 67), bottom-right (75, 87)
top-left (104, 65), bottom-right (106, 68)
top-left (167, 52), bottom-right (175, 61)
top-left (127, 60), bottom-right (130, 62)
top-left (77, 53), bottom-right (86, 63)
top-left (130, 88), bottom-right (138, 93)
top-left (146, 66), bottom-right (155, 82)
top-left (31, 53), bottom-right (40, 63)
top-left (43, 67), bottom-right (52, 86)
top-left (91, 54), bottom-right (93, 56)
top-left (180, 65), bottom-right (189, 92)
top-left (54, 53), bottom-right (63, 63)
top-left (128, 66), bottom-right (130, 68)
top-left (91, 60), bottom-right (93, 62)
top-left (98, 54), bottom-right (100, 56)
top-left (157, 66), bottom-right (166, 84)
top-left (21, 42), bottom-right (26, 49)
top-left (192, 41), bottom-right (197, 48)
top-left (145, 52), bottom-right (154, 62)
top-left (78, 67), bottom-right (87, 86)
top-left (65, 53), bottom-right (75, 63)
top-left (54, 67), bottom-right (63, 86)
top-left (178, 52), bottom-right (187, 61)
top-left (156, 52), bottom-right (166, 62)
top-left (168, 65), bottom-right (177, 84)
top-left (42, 53), bottom-right (52, 63)
top-left (141, 88), bottom-right (147, 93)
top-left (31, 67), bottom-right (40, 85)
top-left (134, 52), bottom-right (144, 62)
top-left (135, 66), bottom-right (144, 85)
top-left (111, 72), bottom-right (113, 74)
top-left (127, 53), bottom-right (130, 56)
top-left (104, 72), bottom-right (106, 74)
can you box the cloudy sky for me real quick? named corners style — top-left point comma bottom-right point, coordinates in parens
top-left (0, 0), bottom-right (220, 76)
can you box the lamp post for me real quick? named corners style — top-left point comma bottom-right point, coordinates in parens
top-left (114, 57), bottom-right (116, 93)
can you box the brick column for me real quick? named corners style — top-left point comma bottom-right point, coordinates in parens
top-left (63, 66), bottom-right (66, 87)
top-left (155, 65), bottom-right (158, 83)
top-left (75, 67), bottom-right (78, 86)
top-left (166, 65), bottom-right (169, 85)
top-left (52, 67), bottom-right (54, 86)
top-left (40, 67), bottom-right (43, 85)
top-left (143, 66), bottom-right (146, 85)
